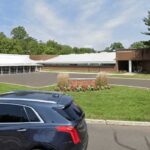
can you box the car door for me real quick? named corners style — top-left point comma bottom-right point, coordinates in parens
top-left (0, 103), bottom-right (29, 150)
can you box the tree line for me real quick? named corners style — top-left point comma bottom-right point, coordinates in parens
top-left (0, 11), bottom-right (149, 54)
top-left (0, 27), bottom-right (95, 55)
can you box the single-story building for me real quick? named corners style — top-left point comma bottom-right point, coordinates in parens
top-left (0, 54), bottom-right (40, 74)
top-left (38, 52), bottom-right (117, 72)
top-left (116, 48), bottom-right (150, 73)
top-left (0, 48), bottom-right (149, 74)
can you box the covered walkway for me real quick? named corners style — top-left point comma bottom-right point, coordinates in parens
top-left (0, 54), bottom-right (41, 75)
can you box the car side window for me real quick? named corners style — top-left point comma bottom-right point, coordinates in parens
top-left (25, 107), bottom-right (40, 122)
top-left (0, 104), bottom-right (28, 123)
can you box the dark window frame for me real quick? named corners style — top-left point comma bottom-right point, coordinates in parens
top-left (0, 103), bottom-right (43, 124)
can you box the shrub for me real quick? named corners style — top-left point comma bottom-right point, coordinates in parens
top-left (95, 72), bottom-right (108, 88)
top-left (76, 85), bottom-right (83, 92)
top-left (87, 85), bottom-right (94, 91)
top-left (57, 73), bottom-right (70, 90)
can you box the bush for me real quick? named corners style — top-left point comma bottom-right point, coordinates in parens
top-left (57, 73), bottom-right (70, 91)
top-left (95, 72), bottom-right (108, 88)
top-left (76, 85), bottom-right (83, 92)
top-left (87, 85), bottom-right (95, 91)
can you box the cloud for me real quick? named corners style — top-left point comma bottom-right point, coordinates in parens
top-left (78, 0), bottom-right (104, 21)
top-left (22, 0), bottom-right (150, 50)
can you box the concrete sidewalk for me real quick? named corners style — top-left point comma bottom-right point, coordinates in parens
top-left (86, 119), bottom-right (150, 127)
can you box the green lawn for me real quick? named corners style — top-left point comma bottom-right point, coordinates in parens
top-left (70, 87), bottom-right (150, 121)
top-left (110, 74), bottom-right (150, 79)
top-left (0, 83), bottom-right (150, 121)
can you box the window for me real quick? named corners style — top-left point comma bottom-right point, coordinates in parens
top-left (54, 103), bottom-right (84, 121)
top-left (25, 107), bottom-right (40, 122)
top-left (0, 104), bottom-right (28, 123)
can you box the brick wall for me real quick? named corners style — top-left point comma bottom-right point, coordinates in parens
top-left (116, 48), bottom-right (150, 61)
top-left (42, 65), bottom-right (117, 72)
top-left (30, 55), bottom-right (57, 60)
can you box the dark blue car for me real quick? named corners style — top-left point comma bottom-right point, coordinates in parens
top-left (0, 90), bottom-right (88, 150)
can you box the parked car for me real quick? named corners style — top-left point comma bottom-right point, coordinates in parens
top-left (0, 90), bottom-right (88, 150)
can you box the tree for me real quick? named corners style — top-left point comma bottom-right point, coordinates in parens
top-left (104, 42), bottom-right (124, 52)
top-left (110, 42), bottom-right (124, 51)
top-left (0, 38), bottom-right (22, 54)
top-left (0, 32), bottom-right (6, 39)
top-left (103, 47), bottom-right (111, 52)
top-left (143, 11), bottom-right (150, 47)
top-left (11, 26), bottom-right (28, 40)
top-left (130, 41), bottom-right (148, 49)
top-left (78, 48), bottom-right (95, 54)
top-left (143, 11), bottom-right (150, 35)
top-left (20, 37), bottom-right (39, 54)
top-left (1, 26), bottom-right (97, 55)
top-left (60, 45), bottom-right (73, 54)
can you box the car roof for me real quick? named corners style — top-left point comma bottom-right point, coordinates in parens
top-left (0, 90), bottom-right (73, 107)
top-left (0, 90), bottom-right (61, 100)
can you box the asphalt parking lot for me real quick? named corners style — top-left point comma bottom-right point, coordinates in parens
top-left (88, 124), bottom-right (150, 150)
top-left (0, 72), bottom-right (150, 88)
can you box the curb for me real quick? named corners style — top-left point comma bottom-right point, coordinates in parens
top-left (86, 119), bottom-right (150, 127)
top-left (0, 81), bottom-right (56, 89)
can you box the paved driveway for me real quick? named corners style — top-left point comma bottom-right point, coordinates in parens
top-left (0, 72), bottom-right (150, 88)
top-left (88, 124), bottom-right (150, 150)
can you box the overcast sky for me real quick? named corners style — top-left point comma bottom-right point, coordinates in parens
top-left (0, 0), bottom-right (149, 50)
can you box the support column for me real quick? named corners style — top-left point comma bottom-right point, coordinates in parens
top-left (116, 61), bottom-right (119, 72)
top-left (35, 66), bottom-right (38, 72)
top-left (9, 67), bottom-right (11, 74)
top-left (40, 67), bottom-right (42, 72)
top-left (128, 60), bottom-right (132, 73)
top-left (16, 66), bottom-right (18, 74)
top-left (29, 66), bottom-right (31, 73)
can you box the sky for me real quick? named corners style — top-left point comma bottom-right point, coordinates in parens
top-left (0, 0), bottom-right (150, 50)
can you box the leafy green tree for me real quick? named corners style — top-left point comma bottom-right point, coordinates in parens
top-left (44, 47), bottom-right (56, 54)
top-left (110, 42), bottom-right (124, 51)
top-left (130, 41), bottom-right (148, 49)
top-left (143, 11), bottom-right (150, 35)
top-left (0, 32), bottom-right (6, 39)
top-left (103, 47), bottom-right (111, 52)
top-left (0, 26), bottom-right (97, 55)
top-left (73, 47), bottom-right (80, 53)
top-left (104, 42), bottom-right (124, 52)
top-left (78, 48), bottom-right (95, 53)
top-left (20, 37), bottom-right (39, 54)
top-left (0, 38), bottom-right (22, 54)
top-left (143, 11), bottom-right (150, 47)
top-left (60, 45), bottom-right (73, 54)
top-left (46, 40), bottom-right (62, 54)
top-left (11, 26), bottom-right (28, 39)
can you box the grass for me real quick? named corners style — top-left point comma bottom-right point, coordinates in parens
top-left (0, 83), bottom-right (55, 93)
top-left (70, 87), bottom-right (150, 121)
top-left (0, 83), bottom-right (150, 121)
top-left (110, 73), bottom-right (150, 79)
